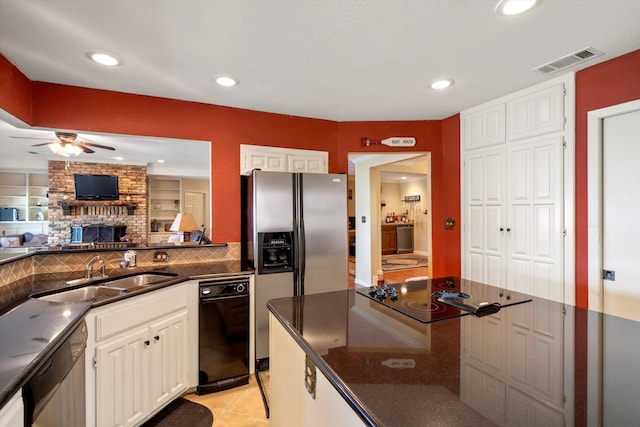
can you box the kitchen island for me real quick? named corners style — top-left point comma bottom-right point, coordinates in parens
top-left (268, 278), bottom-right (640, 426)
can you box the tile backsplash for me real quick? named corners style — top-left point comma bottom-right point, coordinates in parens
top-left (0, 243), bottom-right (240, 310)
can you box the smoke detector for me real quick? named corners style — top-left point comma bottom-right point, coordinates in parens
top-left (532, 47), bottom-right (604, 74)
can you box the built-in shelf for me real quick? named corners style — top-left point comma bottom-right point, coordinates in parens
top-left (58, 201), bottom-right (137, 216)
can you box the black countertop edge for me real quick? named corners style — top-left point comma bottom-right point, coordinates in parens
top-left (267, 297), bottom-right (380, 427)
top-left (0, 299), bottom-right (91, 408)
top-left (0, 242), bottom-right (229, 266)
top-left (1, 263), bottom-right (252, 408)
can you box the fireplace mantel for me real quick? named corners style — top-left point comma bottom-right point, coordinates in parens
top-left (57, 201), bottom-right (137, 216)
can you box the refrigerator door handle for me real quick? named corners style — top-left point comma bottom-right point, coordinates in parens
top-left (298, 216), bottom-right (306, 294)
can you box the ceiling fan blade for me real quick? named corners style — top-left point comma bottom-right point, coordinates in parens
top-left (30, 142), bottom-right (54, 147)
top-left (11, 136), bottom-right (51, 140)
top-left (78, 141), bottom-right (116, 151)
top-left (79, 145), bottom-right (95, 154)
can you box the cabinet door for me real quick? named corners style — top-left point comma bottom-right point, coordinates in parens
top-left (381, 226), bottom-right (397, 255)
top-left (149, 311), bottom-right (189, 411)
top-left (270, 313), bottom-right (365, 427)
top-left (508, 84), bottom-right (564, 142)
top-left (95, 327), bottom-right (149, 427)
top-left (0, 391), bottom-right (23, 427)
top-left (240, 147), bottom-right (287, 175)
top-left (464, 149), bottom-right (506, 286)
top-left (288, 154), bottom-right (327, 173)
top-left (506, 137), bottom-right (563, 301)
top-left (463, 103), bottom-right (506, 150)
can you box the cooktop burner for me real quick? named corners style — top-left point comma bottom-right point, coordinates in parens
top-left (355, 277), bottom-right (532, 324)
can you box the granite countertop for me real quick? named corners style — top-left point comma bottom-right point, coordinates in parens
top-left (0, 298), bottom-right (91, 408)
top-left (0, 260), bottom-right (250, 409)
top-left (267, 282), bottom-right (640, 426)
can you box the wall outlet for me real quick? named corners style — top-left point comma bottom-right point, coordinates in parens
top-left (153, 251), bottom-right (169, 262)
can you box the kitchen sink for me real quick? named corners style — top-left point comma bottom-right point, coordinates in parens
top-left (98, 273), bottom-right (178, 290)
top-left (38, 286), bottom-right (124, 303)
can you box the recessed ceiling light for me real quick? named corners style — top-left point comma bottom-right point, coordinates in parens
top-left (430, 79), bottom-right (454, 90)
top-left (157, 159), bottom-right (165, 163)
top-left (86, 50), bottom-right (121, 66)
top-left (495, 0), bottom-right (538, 16)
top-left (214, 75), bottom-right (238, 87)
top-left (114, 156), bottom-right (123, 161)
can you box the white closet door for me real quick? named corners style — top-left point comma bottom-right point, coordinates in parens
top-left (507, 137), bottom-right (563, 301)
top-left (465, 149), bottom-right (505, 285)
top-left (602, 110), bottom-right (640, 321)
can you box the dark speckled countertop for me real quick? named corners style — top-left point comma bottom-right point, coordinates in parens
top-left (268, 282), bottom-right (640, 427)
top-left (0, 260), bottom-right (250, 408)
top-left (0, 298), bottom-right (91, 407)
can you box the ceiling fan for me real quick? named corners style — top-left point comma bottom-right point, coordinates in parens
top-left (12, 131), bottom-right (116, 155)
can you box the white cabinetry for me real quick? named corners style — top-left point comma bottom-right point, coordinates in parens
top-left (462, 103), bottom-right (506, 150)
top-left (86, 283), bottom-right (191, 427)
top-left (460, 296), bottom-right (566, 426)
top-left (240, 145), bottom-right (328, 175)
top-left (269, 313), bottom-right (365, 427)
top-left (148, 177), bottom-right (181, 236)
top-left (461, 76), bottom-right (571, 303)
top-left (0, 391), bottom-right (23, 427)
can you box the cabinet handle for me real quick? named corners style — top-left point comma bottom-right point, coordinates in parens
top-left (154, 335), bottom-right (160, 341)
top-left (144, 340), bottom-right (150, 346)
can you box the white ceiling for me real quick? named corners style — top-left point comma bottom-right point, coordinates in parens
top-left (1, 0), bottom-right (639, 172)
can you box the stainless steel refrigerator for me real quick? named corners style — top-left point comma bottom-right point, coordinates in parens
top-left (243, 170), bottom-right (348, 369)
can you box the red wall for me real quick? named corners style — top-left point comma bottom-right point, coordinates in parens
top-left (574, 49), bottom-right (640, 307)
top-left (0, 54), bottom-right (460, 262)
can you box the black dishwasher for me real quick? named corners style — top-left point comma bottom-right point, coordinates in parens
top-left (197, 276), bottom-right (250, 394)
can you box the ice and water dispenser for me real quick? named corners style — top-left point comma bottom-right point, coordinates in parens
top-left (257, 232), bottom-right (293, 274)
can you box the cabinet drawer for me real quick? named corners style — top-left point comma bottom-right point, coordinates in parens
top-left (94, 285), bottom-right (188, 342)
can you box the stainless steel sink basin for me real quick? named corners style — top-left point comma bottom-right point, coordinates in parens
top-left (39, 286), bottom-right (124, 303)
top-left (99, 273), bottom-right (177, 289)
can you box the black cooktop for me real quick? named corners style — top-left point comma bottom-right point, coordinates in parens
top-left (355, 276), bottom-right (532, 324)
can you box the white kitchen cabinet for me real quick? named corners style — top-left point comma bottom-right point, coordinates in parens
top-left (240, 144), bottom-right (328, 175)
top-left (269, 313), bottom-right (365, 427)
top-left (85, 283), bottom-right (192, 427)
top-left (462, 77), bottom-right (569, 303)
top-left (507, 84), bottom-right (565, 142)
top-left (0, 391), bottom-right (23, 427)
top-left (462, 103), bottom-right (506, 150)
top-left (460, 298), bottom-right (566, 427)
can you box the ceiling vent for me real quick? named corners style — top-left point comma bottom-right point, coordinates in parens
top-left (532, 47), bottom-right (604, 74)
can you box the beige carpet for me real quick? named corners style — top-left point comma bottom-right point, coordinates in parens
top-left (381, 254), bottom-right (429, 271)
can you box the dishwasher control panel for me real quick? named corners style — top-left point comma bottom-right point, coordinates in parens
top-left (199, 278), bottom-right (249, 299)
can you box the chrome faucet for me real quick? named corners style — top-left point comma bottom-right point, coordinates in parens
top-left (85, 255), bottom-right (107, 279)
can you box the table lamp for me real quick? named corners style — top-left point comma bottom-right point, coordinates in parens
top-left (169, 212), bottom-right (200, 242)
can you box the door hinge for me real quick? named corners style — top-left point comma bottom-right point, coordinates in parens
top-left (562, 228), bottom-right (567, 237)
top-left (92, 356), bottom-right (97, 369)
top-left (603, 270), bottom-right (616, 281)
top-left (562, 394), bottom-right (566, 407)
top-left (305, 355), bottom-right (317, 399)
top-left (562, 87), bottom-right (567, 97)
top-left (562, 137), bottom-right (567, 149)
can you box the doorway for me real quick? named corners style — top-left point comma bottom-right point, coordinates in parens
top-left (348, 153), bottom-right (431, 287)
top-left (587, 99), bottom-right (640, 317)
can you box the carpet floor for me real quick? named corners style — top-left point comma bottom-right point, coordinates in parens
top-left (142, 398), bottom-right (213, 427)
top-left (381, 254), bottom-right (429, 271)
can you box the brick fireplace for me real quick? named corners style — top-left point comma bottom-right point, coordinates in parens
top-left (48, 161), bottom-right (148, 245)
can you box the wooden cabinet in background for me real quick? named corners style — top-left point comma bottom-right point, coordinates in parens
top-left (381, 224), bottom-right (397, 255)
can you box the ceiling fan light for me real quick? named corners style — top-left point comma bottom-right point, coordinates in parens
top-left (49, 142), bottom-right (83, 156)
top-left (86, 50), bottom-right (121, 66)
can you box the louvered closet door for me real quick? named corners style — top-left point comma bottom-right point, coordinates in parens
top-left (506, 137), bottom-right (563, 301)
top-left (465, 148), bottom-right (506, 287)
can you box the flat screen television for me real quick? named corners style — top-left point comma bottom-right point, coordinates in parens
top-left (74, 174), bottom-right (119, 201)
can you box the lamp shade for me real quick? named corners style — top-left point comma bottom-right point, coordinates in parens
top-left (169, 212), bottom-right (200, 232)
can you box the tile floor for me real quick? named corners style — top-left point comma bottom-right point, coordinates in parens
top-left (183, 375), bottom-right (269, 426)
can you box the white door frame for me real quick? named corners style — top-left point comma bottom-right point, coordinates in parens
top-left (587, 99), bottom-right (640, 312)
